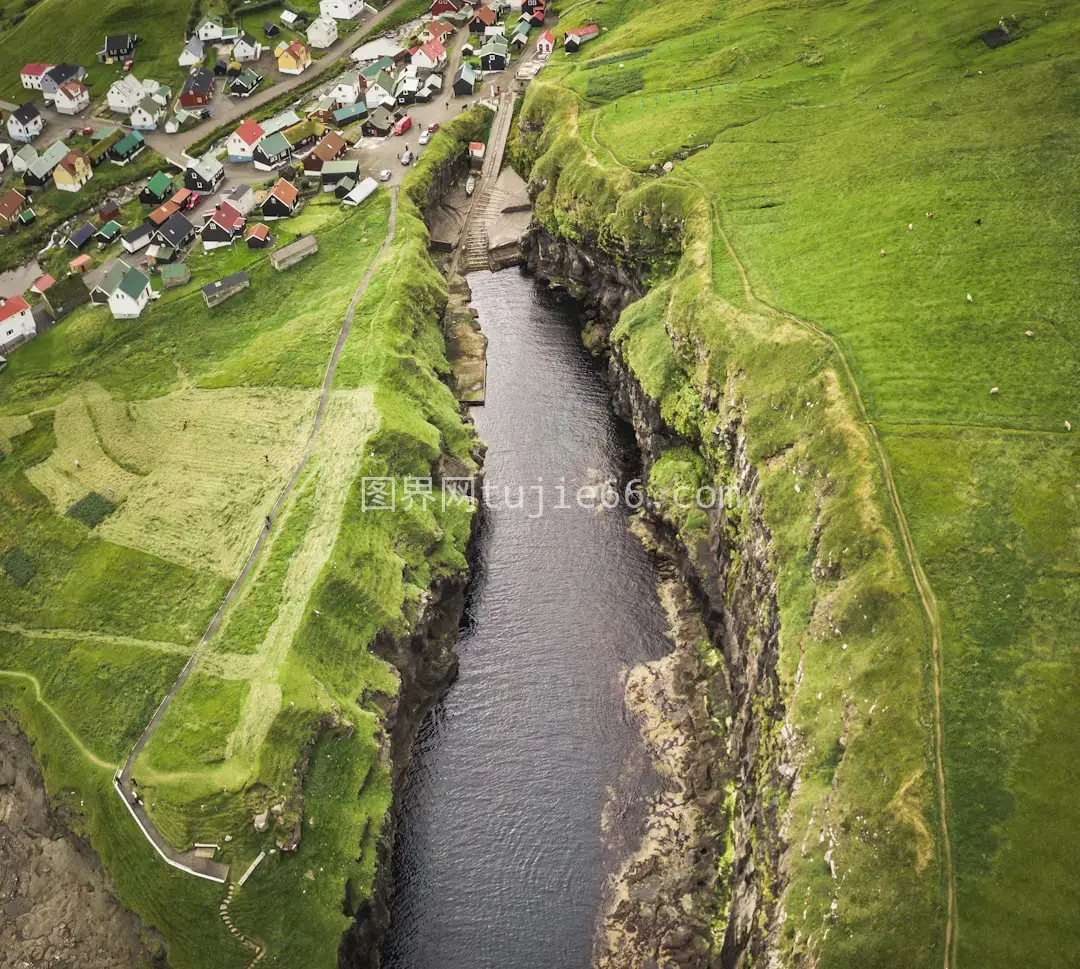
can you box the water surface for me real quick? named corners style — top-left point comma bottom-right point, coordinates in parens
top-left (383, 269), bottom-right (671, 969)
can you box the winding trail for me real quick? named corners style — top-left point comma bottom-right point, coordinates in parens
top-left (712, 215), bottom-right (959, 969)
top-left (0, 670), bottom-right (117, 771)
top-left (114, 188), bottom-right (400, 885)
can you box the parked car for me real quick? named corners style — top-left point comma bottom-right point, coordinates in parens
top-left (400, 149), bottom-right (413, 165)
top-left (182, 192), bottom-right (201, 211)
top-left (419, 129), bottom-right (432, 145)
top-left (426, 122), bottom-right (439, 133)
top-left (378, 169), bottom-right (392, 181)
top-left (392, 115), bottom-right (412, 136)
top-left (123, 60), bottom-right (134, 72)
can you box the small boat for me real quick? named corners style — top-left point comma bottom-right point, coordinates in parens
top-left (465, 175), bottom-right (476, 197)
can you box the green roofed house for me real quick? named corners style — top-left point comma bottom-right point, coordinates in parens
top-left (110, 264), bottom-right (153, 318)
top-left (18, 208), bottom-right (36, 225)
top-left (332, 103), bottom-right (368, 126)
top-left (141, 171), bottom-right (173, 205)
top-left (95, 220), bottom-right (122, 243)
top-left (359, 56), bottom-right (394, 79)
top-left (91, 260), bottom-right (127, 303)
top-left (110, 131), bottom-right (146, 165)
top-left (91, 126), bottom-right (120, 142)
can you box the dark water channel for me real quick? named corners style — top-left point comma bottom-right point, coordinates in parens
top-left (382, 270), bottom-right (672, 969)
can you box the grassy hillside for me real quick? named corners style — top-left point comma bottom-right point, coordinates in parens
top-left (518, 0), bottom-right (1079, 965)
top-left (0, 0), bottom-right (192, 103)
top-left (0, 108), bottom-right (489, 968)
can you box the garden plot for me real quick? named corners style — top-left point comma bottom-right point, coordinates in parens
top-left (26, 384), bottom-right (320, 577)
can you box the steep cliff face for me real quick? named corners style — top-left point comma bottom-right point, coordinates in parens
top-left (524, 227), bottom-right (796, 968)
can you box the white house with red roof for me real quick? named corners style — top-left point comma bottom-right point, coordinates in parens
top-left (412, 38), bottom-right (447, 72)
top-left (0, 296), bottom-right (36, 353)
top-left (227, 118), bottom-right (265, 162)
top-left (536, 29), bottom-right (554, 55)
top-left (564, 24), bottom-right (600, 51)
top-left (20, 63), bottom-right (54, 90)
top-left (420, 19), bottom-right (454, 44)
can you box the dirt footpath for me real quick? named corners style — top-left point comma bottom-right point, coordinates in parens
top-left (0, 723), bottom-right (164, 969)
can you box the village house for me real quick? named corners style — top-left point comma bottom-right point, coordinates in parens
top-left (95, 220), bottom-right (122, 245)
top-left (229, 68), bottom-right (264, 97)
top-left (246, 223), bottom-right (273, 248)
top-left (332, 102), bottom-right (368, 127)
top-left (470, 6), bottom-right (497, 33)
top-left (54, 80), bottom-right (90, 115)
top-left (361, 106), bottom-right (394, 136)
top-left (430, 0), bottom-right (466, 16)
top-left (277, 40), bottom-right (313, 74)
top-left (232, 33), bottom-right (263, 62)
top-left (131, 96), bottom-right (166, 130)
top-left (12, 144), bottom-right (37, 174)
top-left (478, 41), bottom-right (507, 72)
top-left (469, 141), bottom-right (486, 168)
top-left (453, 62), bottom-right (478, 96)
top-left (179, 36), bottom-right (205, 67)
top-left (253, 132), bottom-right (292, 170)
top-left (20, 63), bottom-right (53, 90)
top-left (196, 15), bottom-right (233, 42)
top-left (318, 159), bottom-right (359, 190)
top-left (43, 274), bottom-right (91, 319)
top-left (365, 70), bottom-right (398, 109)
top-left (121, 222), bottom-right (154, 253)
top-left (24, 141), bottom-right (69, 187)
top-left (302, 132), bottom-right (347, 175)
top-left (179, 68), bottom-right (215, 109)
top-left (0, 143), bottom-right (14, 175)
top-left (98, 34), bottom-right (138, 63)
top-left (41, 64), bottom-right (86, 102)
top-left (7, 104), bottom-right (44, 143)
top-left (107, 75), bottom-right (145, 113)
top-left (202, 271), bottom-right (249, 307)
top-left (321, 0), bottom-right (366, 17)
top-left (148, 201), bottom-right (180, 226)
top-left (564, 24), bottom-right (600, 51)
top-left (271, 235), bottom-right (318, 270)
top-left (53, 150), bottom-right (93, 192)
top-left (224, 184), bottom-right (256, 216)
top-left (228, 118), bottom-right (265, 162)
top-left (110, 130), bottom-right (146, 165)
top-left (141, 171), bottom-right (174, 205)
top-left (413, 38), bottom-right (447, 72)
top-left (108, 264), bottom-right (153, 319)
top-left (396, 74), bottom-right (423, 104)
top-left (261, 178), bottom-right (299, 219)
top-left (343, 176), bottom-right (378, 206)
top-left (154, 212), bottom-right (196, 250)
top-left (67, 222), bottom-right (97, 249)
top-left (201, 201), bottom-right (246, 250)
top-left (90, 261), bottom-right (125, 302)
top-left (184, 155), bottom-right (225, 193)
top-left (329, 72), bottom-right (365, 104)
top-left (262, 110), bottom-right (303, 136)
top-left (420, 19), bottom-right (454, 45)
top-left (536, 29), bottom-right (554, 55)
top-left (283, 118), bottom-right (323, 155)
top-left (0, 296), bottom-right (35, 353)
top-left (308, 16), bottom-right (338, 49)
top-left (0, 190), bottom-right (27, 229)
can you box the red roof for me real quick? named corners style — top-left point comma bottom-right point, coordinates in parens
top-left (58, 80), bottom-right (87, 98)
top-left (472, 6), bottom-right (496, 24)
top-left (282, 40), bottom-right (309, 60)
top-left (469, 141), bottom-right (485, 152)
top-left (171, 188), bottom-right (193, 206)
top-left (270, 178), bottom-right (298, 207)
top-left (233, 118), bottom-right (265, 147)
top-left (246, 223), bottom-right (270, 241)
top-left (0, 295), bottom-right (31, 325)
top-left (0, 189), bottom-right (27, 222)
top-left (429, 20), bottom-right (452, 38)
top-left (418, 39), bottom-right (446, 61)
top-left (566, 24), bottom-right (600, 37)
top-left (539, 30), bottom-right (554, 43)
top-left (149, 201), bottom-right (180, 225)
top-left (69, 254), bottom-right (92, 270)
top-left (212, 201), bottom-right (245, 231)
top-left (21, 63), bottom-right (53, 77)
top-left (32, 274), bottom-right (55, 294)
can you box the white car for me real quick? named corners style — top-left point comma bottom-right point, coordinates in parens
top-left (400, 150), bottom-right (413, 165)
top-left (378, 169), bottom-right (392, 182)
top-left (418, 130), bottom-right (432, 145)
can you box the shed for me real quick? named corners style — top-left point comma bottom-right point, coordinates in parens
top-left (202, 271), bottom-right (250, 306)
top-left (270, 235), bottom-right (318, 271)
top-left (161, 263), bottom-right (191, 288)
top-left (69, 253), bottom-right (92, 274)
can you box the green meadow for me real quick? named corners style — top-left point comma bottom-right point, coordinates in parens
top-left (520, 0), bottom-right (1079, 965)
top-left (0, 109), bottom-right (489, 968)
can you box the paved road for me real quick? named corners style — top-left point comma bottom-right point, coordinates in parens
top-left (115, 187), bottom-right (400, 884)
